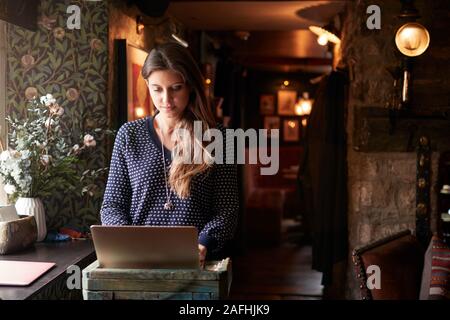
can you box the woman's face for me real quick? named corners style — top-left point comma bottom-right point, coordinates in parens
top-left (147, 69), bottom-right (190, 120)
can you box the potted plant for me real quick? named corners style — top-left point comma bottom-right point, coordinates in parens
top-left (0, 93), bottom-right (112, 241)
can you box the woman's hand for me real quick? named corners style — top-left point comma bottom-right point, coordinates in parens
top-left (198, 244), bottom-right (207, 269)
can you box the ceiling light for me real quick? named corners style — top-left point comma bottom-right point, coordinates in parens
top-left (309, 25), bottom-right (341, 45)
top-left (317, 34), bottom-right (329, 46)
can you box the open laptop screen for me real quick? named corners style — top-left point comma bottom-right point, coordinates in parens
top-left (90, 225), bottom-right (199, 269)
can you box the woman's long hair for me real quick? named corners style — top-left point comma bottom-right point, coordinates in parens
top-left (141, 42), bottom-right (216, 199)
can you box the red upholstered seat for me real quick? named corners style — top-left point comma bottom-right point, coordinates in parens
top-left (243, 146), bottom-right (302, 246)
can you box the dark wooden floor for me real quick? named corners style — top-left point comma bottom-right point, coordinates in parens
top-left (228, 221), bottom-right (323, 300)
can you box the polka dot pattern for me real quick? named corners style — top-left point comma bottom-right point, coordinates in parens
top-left (100, 116), bottom-right (239, 255)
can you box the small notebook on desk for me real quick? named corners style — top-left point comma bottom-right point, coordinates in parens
top-left (0, 261), bottom-right (56, 286)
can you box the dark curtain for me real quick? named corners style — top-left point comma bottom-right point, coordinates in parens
top-left (298, 70), bottom-right (348, 285)
top-left (214, 54), bottom-right (244, 129)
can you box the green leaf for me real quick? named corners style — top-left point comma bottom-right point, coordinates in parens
top-left (80, 61), bottom-right (91, 69)
top-left (88, 79), bottom-right (98, 90)
top-left (56, 73), bottom-right (65, 82)
top-left (49, 53), bottom-right (56, 66)
top-left (33, 34), bottom-right (41, 49)
top-left (55, 40), bottom-right (64, 53)
top-left (85, 69), bottom-right (98, 76)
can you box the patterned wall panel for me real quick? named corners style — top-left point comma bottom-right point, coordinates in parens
top-left (6, 0), bottom-right (109, 231)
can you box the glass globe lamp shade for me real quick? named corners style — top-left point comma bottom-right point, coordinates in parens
top-left (395, 22), bottom-right (430, 57)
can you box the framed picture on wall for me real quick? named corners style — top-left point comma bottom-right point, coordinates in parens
top-left (277, 90), bottom-right (297, 116)
top-left (117, 40), bottom-right (153, 126)
top-left (283, 119), bottom-right (300, 142)
top-left (259, 94), bottom-right (275, 115)
top-left (264, 116), bottom-right (280, 137)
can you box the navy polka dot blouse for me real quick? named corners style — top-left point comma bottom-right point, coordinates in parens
top-left (100, 116), bottom-right (239, 256)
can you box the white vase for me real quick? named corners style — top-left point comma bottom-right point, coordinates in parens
top-left (15, 197), bottom-right (47, 242)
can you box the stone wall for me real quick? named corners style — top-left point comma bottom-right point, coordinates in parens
top-left (340, 0), bottom-right (450, 298)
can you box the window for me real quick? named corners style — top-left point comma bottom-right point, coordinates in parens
top-left (0, 20), bottom-right (7, 205)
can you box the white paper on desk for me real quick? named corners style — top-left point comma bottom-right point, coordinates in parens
top-left (0, 205), bottom-right (20, 222)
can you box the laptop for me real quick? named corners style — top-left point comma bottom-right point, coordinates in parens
top-left (90, 225), bottom-right (199, 269)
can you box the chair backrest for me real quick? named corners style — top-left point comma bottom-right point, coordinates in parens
top-left (352, 230), bottom-right (425, 300)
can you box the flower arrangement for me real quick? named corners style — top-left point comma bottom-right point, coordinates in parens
top-left (0, 93), bottom-right (113, 202)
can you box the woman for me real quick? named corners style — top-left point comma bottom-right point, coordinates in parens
top-left (100, 42), bottom-right (239, 267)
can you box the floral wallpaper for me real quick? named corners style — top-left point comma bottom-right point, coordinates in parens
top-left (6, 0), bottom-right (109, 231)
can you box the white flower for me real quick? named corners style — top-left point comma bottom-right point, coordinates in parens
top-left (40, 94), bottom-right (56, 107)
top-left (83, 134), bottom-right (96, 147)
top-left (55, 106), bottom-right (64, 116)
top-left (11, 169), bottom-right (22, 182)
top-left (4, 184), bottom-right (16, 195)
top-left (0, 92), bottom-right (109, 199)
top-left (49, 103), bottom-right (64, 116)
top-left (34, 141), bottom-right (46, 149)
top-left (20, 150), bottom-right (31, 159)
top-left (40, 154), bottom-right (52, 165)
top-left (0, 150), bottom-right (10, 161)
top-left (45, 118), bottom-right (55, 128)
top-left (10, 150), bottom-right (21, 159)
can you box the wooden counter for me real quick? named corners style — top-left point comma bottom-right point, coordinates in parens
top-left (0, 240), bottom-right (96, 300)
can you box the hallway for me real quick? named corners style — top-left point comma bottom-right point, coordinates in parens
top-left (229, 221), bottom-right (323, 300)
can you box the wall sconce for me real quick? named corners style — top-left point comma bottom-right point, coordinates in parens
top-left (136, 15), bottom-right (145, 35)
top-left (395, 22), bottom-right (430, 106)
top-left (288, 120), bottom-right (297, 129)
top-left (135, 107), bottom-right (145, 118)
top-left (441, 185), bottom-right (450, 195)
top-left (295, 92), bottom-right (313, 116)
top-left (309, 24), bottom-right (341, 46)
top-left (395, 22), bottom-right (430, 57)
top-left (136, 15), bottom-right (189, 47)
top-left (393, 0), bottom-right (430, 107)
top-left (203, 63), bottom-right (213, 86)
top-left (387, 0), bottom-right (430, 133)
top-left (295, 102), bottom-right (304, 116)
